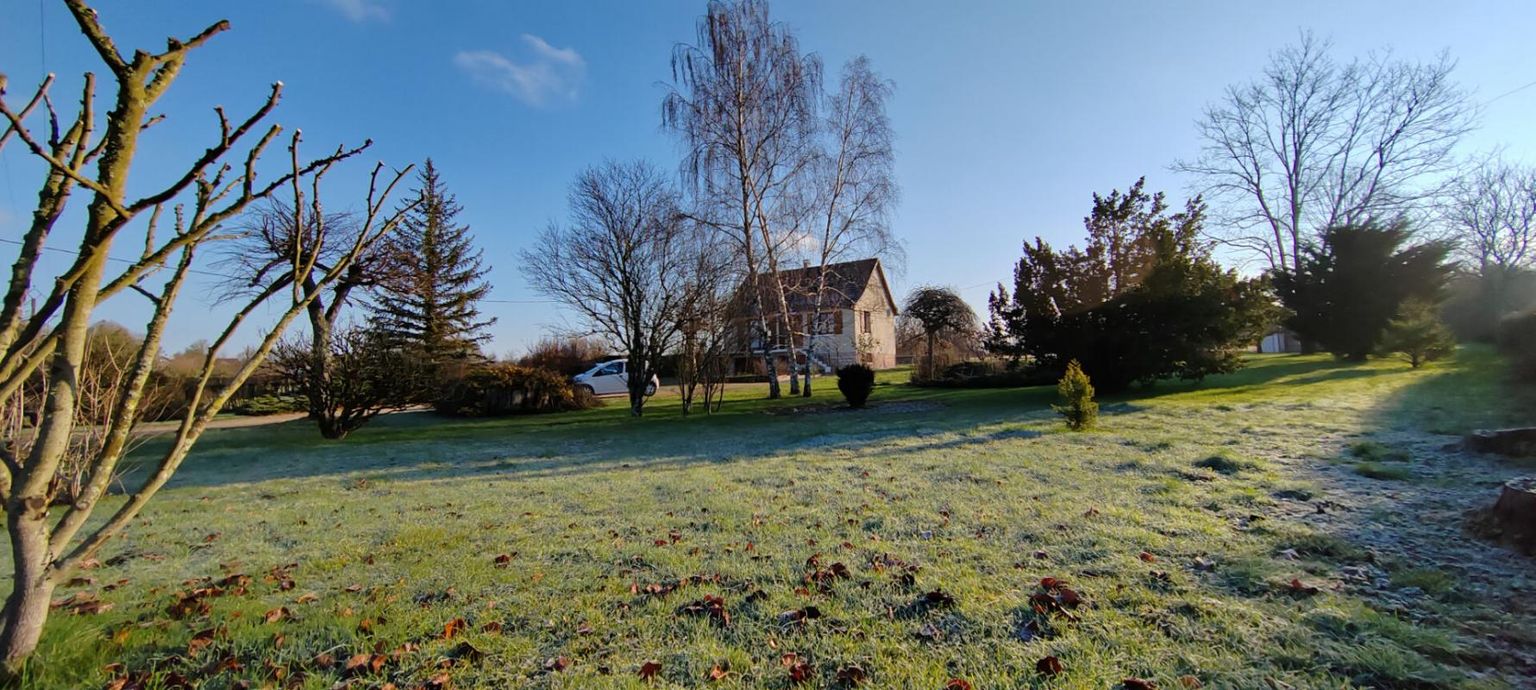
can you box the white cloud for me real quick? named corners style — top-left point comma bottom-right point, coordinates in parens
top-left (454, 34), bottom-right (586, 107)
top-left (319, 0), bottom-right (389, 23)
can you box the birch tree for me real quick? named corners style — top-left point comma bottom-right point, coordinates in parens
top-left (663, 0), bottom-right (821, 398)
top-left (1174, 32), bottom-right (1474, 272)
top-left (795, 56), bottom-right (900, 396)
top-left (0, 2), bottom-right (406, 671)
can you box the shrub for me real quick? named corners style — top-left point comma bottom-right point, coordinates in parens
top-left (910, 365), bottom-right (1056, 389)
top-left (517, 335), bottom-right (611, 377)
top-left (226, 394), bottom-right (307, 416)
top-left (836, 364), bottom-right (876, 408)
top-left (1498, 309), bottom-right (1536, 381)
top-left (1053, 359), bottom-right (1097, 431)
top-left (940, 360), bottom-right (998, 379)
top-left (435, 363), bottom-right (597, 417)
top-left (1377, 299), bottom-right (1455, 368)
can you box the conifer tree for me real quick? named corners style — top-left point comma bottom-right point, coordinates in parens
top-left (372, 160), bottom-right (494, 363)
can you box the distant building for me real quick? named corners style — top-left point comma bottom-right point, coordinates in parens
top-left (1259, 328), bottom-right (1303, 353)
top-left (730, 258), bottom-right (899, 375)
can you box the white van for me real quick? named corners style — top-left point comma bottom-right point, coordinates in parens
top-left (570, 359), bottom-right (659, 397)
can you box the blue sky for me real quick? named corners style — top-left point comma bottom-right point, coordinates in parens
top-left (2, 1), bottom-right (1533, 357)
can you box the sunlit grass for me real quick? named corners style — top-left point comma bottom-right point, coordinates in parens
top-left (12, 347), bottom-right (1535, 689)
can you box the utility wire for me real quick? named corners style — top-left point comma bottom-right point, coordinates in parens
top-left (1486, 78), bottom-right (1536, 105)
top-left (0, 237), bottom-right (559, 304)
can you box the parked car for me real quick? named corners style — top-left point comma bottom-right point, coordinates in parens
top-left (570, 359), bottom-right (659, 397)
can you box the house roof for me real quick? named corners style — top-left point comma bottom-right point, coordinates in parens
top-left (748, 258), bottom-right (898, 315)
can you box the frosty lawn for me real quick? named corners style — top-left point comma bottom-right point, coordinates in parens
top-left (21, 350), bottom-right (1536, 689)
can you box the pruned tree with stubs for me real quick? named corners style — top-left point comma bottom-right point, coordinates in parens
top-left (0, 1), bottom-right (407, 672)
top-left (1174, 32), bottom-right (1474, 272)
top-left (222, 184), bottom-right (418, 440)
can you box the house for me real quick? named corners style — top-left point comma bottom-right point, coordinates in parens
top-left (730, 258), bottom-right (899, 375)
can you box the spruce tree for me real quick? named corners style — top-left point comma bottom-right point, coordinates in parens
top-left (372, 159), bottom-right (494, 364)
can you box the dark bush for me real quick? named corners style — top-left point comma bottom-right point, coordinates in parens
top-left (836, 364), bottom-right (876, 408)
top-left (911, 364), bottom-right (1056, 389)
top-left (941, 360), bottom-right (998, 379)
top-left (723, 373), bottom-right (770, 384)
top-left (436, 363), bottom-right (598, 417)
top-left (226, 394), bottom-right (307, 416)
top-left (1498, 310), bottom-right (1536, 381)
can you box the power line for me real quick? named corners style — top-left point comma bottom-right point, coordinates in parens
top-left (0, 237), bottom-right (559, 304)
top-left (1487, 78), bottom-right (1536, 106)
top-left (0, 236), bottom-right (236, 281)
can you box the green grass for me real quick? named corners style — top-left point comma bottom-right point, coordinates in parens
top-left (1347, 441), bottom-right (1411, 464)
top-left (12, 347), bottom-right (1536, 689)
top-left (1353, 462), bottom-right (1414, 481)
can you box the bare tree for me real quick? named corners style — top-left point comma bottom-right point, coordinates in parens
top-left (1174, 32), bottom-right (1475, 272)
top-left (676, 235), bottom-right (739, 415)
top-left (1445, 159), bottom-right (1536, 273)
top-left (0, 2), bottom-right (406, 671)
top-left (223, 192), bottom-right (416, 439)
top-left (795, 56), bottom-right (901, 396)
top-left (1443, 157), bottom-right (1536, 325)
top-left (523, 160), bottom-right (712, 416)
top-left (663, 0), bottom-right (821, 398)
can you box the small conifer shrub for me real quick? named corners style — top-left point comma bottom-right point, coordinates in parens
top-left (1053, 359), bottom-right (1098, 430)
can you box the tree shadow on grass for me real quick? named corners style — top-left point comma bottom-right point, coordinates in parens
top-left (129, 386), bottom-right (1060, 490)
top-left (1249, 346), bottom-right (1536, 681)
top-left (127, 353), bottom-right (1384, 492)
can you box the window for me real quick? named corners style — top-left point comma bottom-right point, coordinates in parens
top-left (814, 312), bottom-right (838, 335)
top-left (598, 361), bottom-right (623, 376)
top-left (860, 311), bottom-right (872, 334)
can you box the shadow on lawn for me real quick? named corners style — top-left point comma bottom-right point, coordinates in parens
top-left (129, 353), bottom-right (1391, 492)
top-left (1272, 347), bottom-right (1536, 679)
top-left (132, 385), bottom-right (1060, 490)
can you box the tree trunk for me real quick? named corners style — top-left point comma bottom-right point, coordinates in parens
top-left (0, 499), bottom-right (57, 678)
top-left (1491, 476), bottom-right (1536, 550)
top-left (629, 386), bottom-right (645, 417)
top-left (925, 332), bottom-right (936, 380)
top-left (801, 331), bottom-right (815, 397)
top-left (1465, 428), bottom-right (1536, 457)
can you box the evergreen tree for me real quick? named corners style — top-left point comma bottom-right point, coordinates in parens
top-left (1378, 299), bottom-right (1456, 368)
top-left (988, 179), bottom-right (1277, 391)
top-left (1274, 221), bottom-right (1452, 361)
top-left (372, 160), bottom-right (494, 364)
